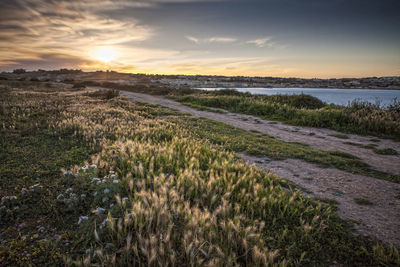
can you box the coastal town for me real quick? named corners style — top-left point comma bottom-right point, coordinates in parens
top-left (2, 69), bottom-right (400, 89)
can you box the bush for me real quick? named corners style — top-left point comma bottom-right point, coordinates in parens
top-left (86, 89), bottom-right (120, 100)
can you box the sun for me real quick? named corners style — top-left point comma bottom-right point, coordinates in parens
top-left (94, 46), bottom-right (117, 63)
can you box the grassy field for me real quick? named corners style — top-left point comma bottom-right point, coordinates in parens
top-left (91, 82), bottom-right (400, 140)
top-left (1, 81), bottom-right (399, 266)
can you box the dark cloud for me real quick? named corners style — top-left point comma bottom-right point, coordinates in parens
top-left (0, 52), bottom-right (97, 71)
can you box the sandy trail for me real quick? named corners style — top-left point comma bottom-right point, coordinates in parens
top-left (91, 87), bottom-right (400, 246)
top-left (240, 154), bottom-right (400, 246)
top-left (112, 89), bottom-right (400, 176)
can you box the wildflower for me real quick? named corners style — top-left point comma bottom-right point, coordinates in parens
top-left (109, 203), bottom-right (114, 208)
top-left (110, 174), bottom-right (116, 179)
top-left (93, 191), bottom-right (98, 197)
top-left (81, 194), bottom-right (86, 198)
top-left (102, 197), bottom-right (109, 203)
top-left (90, 164), bottom-right (97, 169)
top-left (85, 248), bottom-right (91, 254)
top-left (112, 179), bottom-right (119, 184)
top-left (103, 188), bottom-right (110, 194)
top-left (91, 178), bottom-right (100, 183)
top-left (56, 194), bottom-right (65, 200)
top-left (96, 181), bottom-right (101, 185)
top-left (102, 179), bottom-right (107, 183)
top-left (94, 207), bottom-right (106, 214)
top-left (77, 216), bottom-right (88, 224)
top-left (109, 171), bottom-right (115, 174)
top-left (21, 188), bottom-right (28, 195)
top-left (65, 188), bottom-right (73, 194)
top-left (122, 197), bottom-right (128, 202)
top-left (63, 171), bottom-right (73, 176)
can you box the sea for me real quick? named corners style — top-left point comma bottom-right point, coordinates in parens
top-left (196, 87), bottom-right (400, 107)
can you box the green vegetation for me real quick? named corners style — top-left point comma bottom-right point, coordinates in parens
top-left (373, 148), bottom-right (398, 155)
top-left (1, 81), bottom-right (399, 266)
top-left (343, 142), bottom-right (378, 149)
top-left (329, 134), bottom-right (349, 139)
top-left (172, 117), bottom-right (400, 183)
top-left (169, 91), bottom-right (400, 140)
top-left (315, 198), bottom-right (339, 211)
top-left (354, 198), bottom-right (374, 206)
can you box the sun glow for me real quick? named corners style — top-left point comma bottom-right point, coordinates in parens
top-left (94, 47), bottom-right (117, 63)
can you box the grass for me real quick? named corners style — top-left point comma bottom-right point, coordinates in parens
top-left (373, 148), bottom-right (398, 155)
top-left (1, 81), bottom-right (399, 266)
top-left (343, 142), bottom-right (378, 149)
top-left (354, 198), bottom-right (374, 206)
top-left (172, 116), bottom-right (400, 183)
top-left (170, 92), bottom-right (400, 140)
top-left (329, 134), bottom-right (349, 139)
top-left (82, 82), bottom-right (400, 140)
top-left (315, 198), bottom-right (339, 211)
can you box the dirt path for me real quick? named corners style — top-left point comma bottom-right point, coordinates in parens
top-left (91, 87), bottom-right (400, 246)
top-left (111, 89), bottom-right (400, 176)
top-left (240, 154), bottom-right (400, 246)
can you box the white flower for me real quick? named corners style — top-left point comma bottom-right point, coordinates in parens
top-left (109, 203), bottom-right (114, 208)
top-left (110, 174), bottom-right (116, 179)
top-left (90, 164), bottom-right (97, 169)
top-left (63, 171), bottom-right (73, 176)
top-left (112, 180), bottom-right (119, 184)
top-left (65, 188), bottom-right (73, 194)
top-left (21, 188), bottom-right (27, 195)
top-left (85, 248), bottom-right (91, 254)
top-left (103, 188), bottom-right (110, 194)
top-left (94, 207), bottom-right (106, 214)
top-left (81, 194), bottom-right (86, 198)
top-left (56, 194), bottom-right (64, 200)
top-left (96, 181), bottom-right (101, 185)
top-left (77, 216), bottom-right (88, 224)
top-left (93, 191), bottom-right (98, 197)
top-left (102, 197), bottom-right (109, 203)
top-left (91, 178), bottom-right (100, 183)
top-left (122, 197), bottom-right (128, 202)
top-left (31, 183), bottom-right (40, 188)
top-left (102, 179), bottom-right (107, 183)
top-left (109, 171), bottom-right (115, 174)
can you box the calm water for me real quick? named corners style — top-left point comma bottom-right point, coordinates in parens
top-left (197, 88), bottom-right (400, 107)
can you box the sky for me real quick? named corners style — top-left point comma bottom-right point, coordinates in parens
top-left (0, 0), bottom-right (399, 78)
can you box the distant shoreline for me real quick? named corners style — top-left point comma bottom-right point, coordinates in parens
top-left (195, 86), bottom-right (400, 90)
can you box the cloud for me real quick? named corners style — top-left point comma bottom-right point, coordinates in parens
top-left (186, 36), bottom-right (237, 44)
top-left (186, 36), bottom-right (200, 44)
top-left (0, 51), bottom-right (98, 71)
top-left (0, 0), bottom-right (154, 70)
top-left (246, 37), bottom-right (273, 48)
top-left (207, 37), bottom-right (237, 43)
